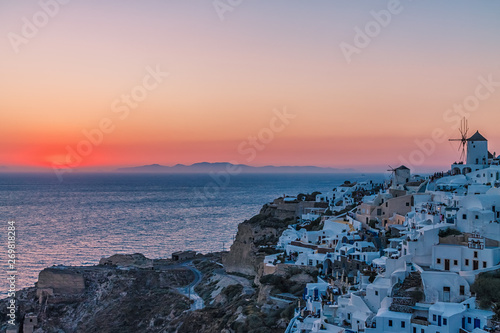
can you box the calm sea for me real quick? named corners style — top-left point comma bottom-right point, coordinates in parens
top-left (0, 172), bottom-right (385, 294)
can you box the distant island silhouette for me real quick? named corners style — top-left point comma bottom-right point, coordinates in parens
top-left (116, 162), bottom-right (356, 174)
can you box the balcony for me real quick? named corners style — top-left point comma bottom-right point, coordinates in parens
top-left (411, 317), bottom-right (429, 326)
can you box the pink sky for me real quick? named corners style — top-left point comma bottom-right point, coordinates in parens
top-left (1, 1), bottom-right (500, 173)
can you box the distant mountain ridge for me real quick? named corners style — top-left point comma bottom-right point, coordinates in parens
top-left (116, 162), bottom-right (356, 174)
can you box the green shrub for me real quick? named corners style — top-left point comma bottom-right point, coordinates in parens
top-left (260, 274), bottom-right (285, 286)
top-left (222, 284), bottom-right (243, 301)
top-left (471, 269), bottom-right (500, 317)
top-left (438, 228), bottom-right (462, 238)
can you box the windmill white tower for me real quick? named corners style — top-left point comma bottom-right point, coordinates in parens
top-left (466, 131), bottom-right (488, 166)
top-left (388, 165), bottom-right (410, 189)
top-left (449, 118), bottom-right (490, 175)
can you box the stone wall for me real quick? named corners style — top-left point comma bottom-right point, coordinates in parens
top-left (37, 268), bottom-right (85, 295)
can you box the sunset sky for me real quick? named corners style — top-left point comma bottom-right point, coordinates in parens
top-left (1, 0), bottom-right (500, 173)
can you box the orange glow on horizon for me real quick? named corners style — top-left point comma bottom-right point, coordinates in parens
top-left (2, 2), bottom-right (500, 173)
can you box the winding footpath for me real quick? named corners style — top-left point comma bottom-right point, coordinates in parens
top-left (176, 262), bottom-right (204, 310)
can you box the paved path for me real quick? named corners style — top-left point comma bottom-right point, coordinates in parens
top-left (177, 262), bottom-right (204, 310)
top-left (213, 268), bottom-right (255, 295)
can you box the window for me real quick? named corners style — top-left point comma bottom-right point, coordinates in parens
top-left (375, 291), bottom-right (378, 296)
top-left (463, 214), bottom-right (467, 219)
top-left (468, 317), bottom-right (471, 323)
top-left (444, 286), bottom-right (450, 292)
top-left (460, 285), bottom-right (465, 295)
top-left (347, 313), bottom-right (351, 320)
top-left (406, 202), bottom-right (410, 206)
top-left (433, 314), bottom-right (437, 321)
top-left (421, 329), bottom-right (425, 333)
top-left (475, 215), bottom-right (479, 220)
top-left (483, 261), bottom-right (487, 268)
top-left (443, 318), bottom-right (447, 325)
top-left (465, 259), bottom-right (469, 266)
top-left (401, 321), bottom-right (406, 328)
top-left (474, 251), bottom-right (478, 258)
top-left (437, 258), bottom-right (441, 264)
top-left (454, 260), bottom-right (458, 266)
top-left (388, 320), bottom-right (393, 327)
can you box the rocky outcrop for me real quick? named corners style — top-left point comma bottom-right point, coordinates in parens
top-left (260, 198), bottom-right (318, 221)
top-left (222, 206), bottom-right (293, 276)
top-left (99, 253), bottom-right (153, 268)
top-left (1, 255), bottom-right (196, 333)
top-left (222, 220), bottom-right (271, 276)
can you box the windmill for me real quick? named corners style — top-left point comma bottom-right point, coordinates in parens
top-left (387, 165), bottom-right (397, 188)
top-left (449, 118), bottom-right (469, 162)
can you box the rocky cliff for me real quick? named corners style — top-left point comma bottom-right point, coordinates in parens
top-left (222, 202), bottom-right (296, 276)
top-left (0, 200), bottom-right (315, 333)
top-left (1, 257), bottom-right (195, 333)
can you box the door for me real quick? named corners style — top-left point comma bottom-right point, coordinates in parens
top-left (445, 259), bottom-right (450, 271)
top-left (473, 260), bottom-right (479, 270)
top-left (438, 315), bottom-right (442, 326)
top-left (474, 318), bottom-right (480, 329)
top-left (462, 317), bottom-right (466, 329)
top-left (443, 287), bottom-right (450, 302)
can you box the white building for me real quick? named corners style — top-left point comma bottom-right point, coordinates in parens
top-left (456, 194), bottom-right (500, 241)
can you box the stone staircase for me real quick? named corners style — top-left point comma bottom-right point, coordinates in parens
top-left (389, 272), bottom-right (423, 313)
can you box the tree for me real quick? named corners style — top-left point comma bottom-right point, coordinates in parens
top-left (471, 270), bottom-right (500, 319)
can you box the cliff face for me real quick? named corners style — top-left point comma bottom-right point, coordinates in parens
top-left (1, 260), bottom-right (195, 333)
top-left (222, 202), bottom-right (296, 276)
top-left (0, 199), bottom-right (313, 333)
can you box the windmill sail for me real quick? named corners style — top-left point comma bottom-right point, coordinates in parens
top-left (449, 118), bottom-right (469, 162)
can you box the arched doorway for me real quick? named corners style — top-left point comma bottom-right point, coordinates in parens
top-left (324, 259), bottom-right (333, 276)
